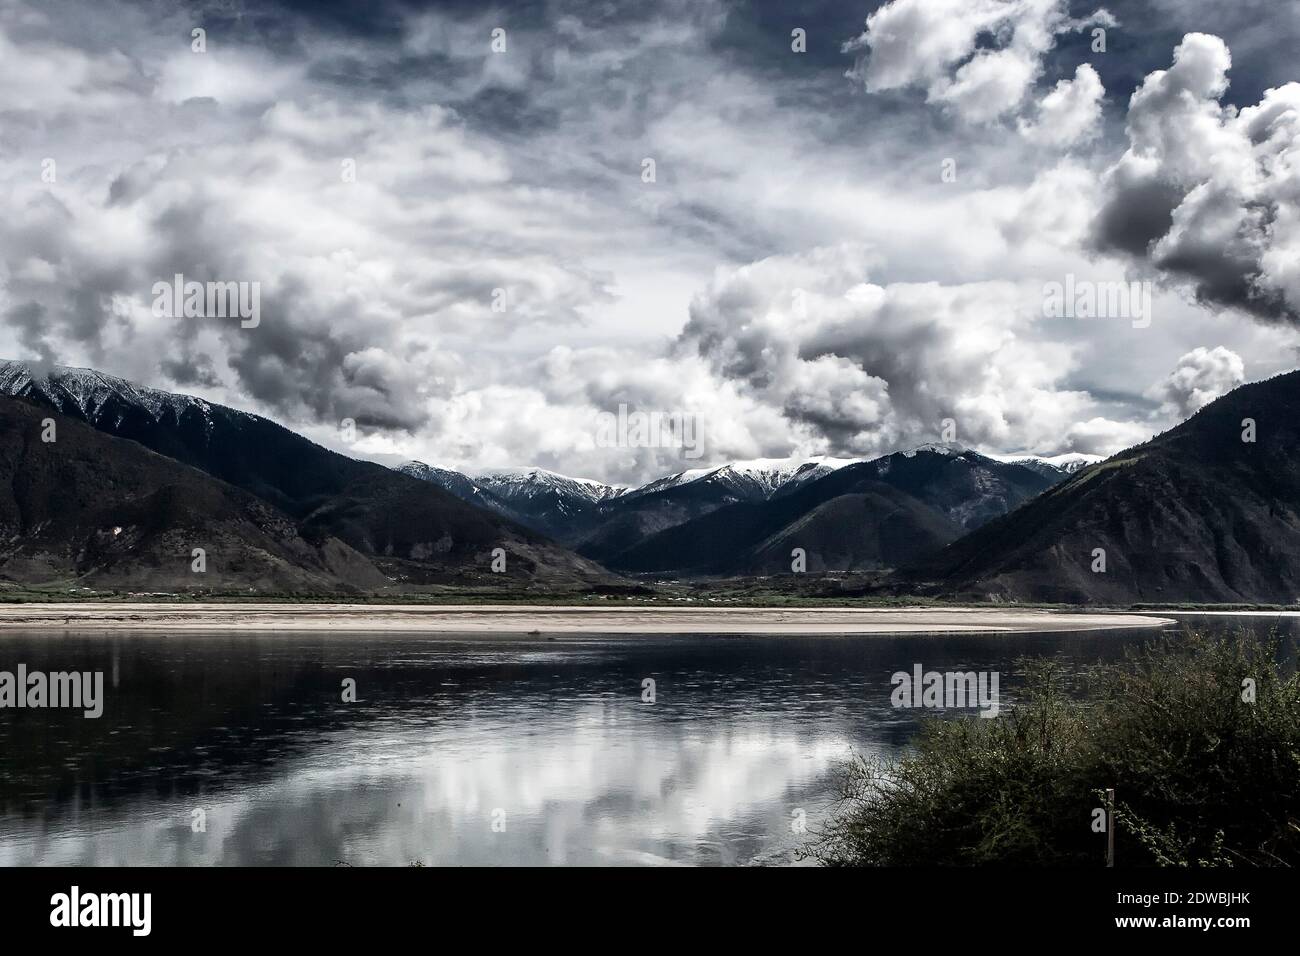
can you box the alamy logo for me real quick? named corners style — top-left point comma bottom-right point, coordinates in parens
top-left (0, 665), bottom-right (104, 718)
top-left (890, 664), bottom-right (1000, 718)
top-left (152, 273), bottom-right (261, 328)
top-left (50, 887), bottom-right (151, 936)
top-left (594, 403), bottom-right (702, 459)
top-left (1042, 274), bottom-right (1152, 329)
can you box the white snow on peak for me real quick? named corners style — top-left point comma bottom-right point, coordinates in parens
top-left (718, 455), bottom-right (858, 475)
top-left (631, 467), bottom-right (714, 495)
top-left (900, 442), bottom-right (969, 458)
top-left (713, 456), bottom-right (859, 495)
top-left (472, 466), bottom-right (629, 504)
top-left (0, 359), bottom-right (225, 430)
top-left (471, 456), bottom-right (862, 507)
top-left (630, 454), bottom-right (860, 500)
top-left (400, 460), bottom-right (470, 482)
top-left (987, 452), bottom-right (1104, 474)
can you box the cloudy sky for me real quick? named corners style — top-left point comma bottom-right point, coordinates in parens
top-left (1, 0), bottom-right (1298, 484)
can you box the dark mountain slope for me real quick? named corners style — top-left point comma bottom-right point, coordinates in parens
top-left (905, 371), bottom-right (1300, 603)
top-left (607, 473), bottom-right (963, 577)
top-left (575, 474), bottom-right (762, 560)
top-left (0, 396), bottom-right (386, 591)
top-left (0, 362), bottom-right (610, 588)
top-left (599, 448), bottom-right (1048, 576)
top-left (745, 490), bottom-right (963, 574)
top-left (577, 458), bottom-right (870, 561)
top-left (808, 446), bottom-right (1054, 531)
top-left (399, 462), bottom-right (647, 542)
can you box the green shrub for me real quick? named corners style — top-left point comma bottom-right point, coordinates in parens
top-left (806, 631), bottom-right (1300, 866)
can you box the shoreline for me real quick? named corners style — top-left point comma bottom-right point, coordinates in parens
top-left (0, 603), bottom-right (1176, 634)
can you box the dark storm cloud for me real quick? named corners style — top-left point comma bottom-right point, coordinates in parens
top-left (5, 302), bottom-right (56, 366)
top-left (220, 274), bottom-right (438, 433)
top-left (160, 350), bottom-right (222, 387)
top-left (1154, 197), bottom-right (1293, 322)
top-left (1090, 168), bottom-right (1182, 258)
top-left (148, 206), bottom-right (433, 431)
top-left (1088, 32), bottom-right (1300, 324)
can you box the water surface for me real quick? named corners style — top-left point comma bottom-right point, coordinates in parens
top-left (0, 617), bottom-right (1276, 866)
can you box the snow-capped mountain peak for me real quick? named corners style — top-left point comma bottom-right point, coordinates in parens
top-left (398, 460), bottom-right (495, 498)
top-left (472, 466), bottom-right (629, 506)
top-left (624, 454), bottom-right (860, 502)
top-left (986, 452), bottom-right (1104, 478)
top-left (395, 461), bottom-right (630, 537)
top-left (0, 359), bottom-right (235, 434)
top-left (711, 455), bottom-right (859, 498)
top-left (900, 442), bottom-right (969, 458)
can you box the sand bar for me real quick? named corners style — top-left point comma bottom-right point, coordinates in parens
top-left (0, 603), bottom-right (1175, 634)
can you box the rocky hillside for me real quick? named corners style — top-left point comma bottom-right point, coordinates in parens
top-left (0, 396), bottom-right (385, 591)
top-left (0, 363), bottom-right (612, 591)
top-left (904, 371), bottom-right (1300, 603)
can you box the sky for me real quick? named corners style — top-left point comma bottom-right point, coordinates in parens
top-left (1, 0), bottom-right (1298, 484)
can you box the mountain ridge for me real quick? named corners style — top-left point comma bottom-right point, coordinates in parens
top-left (597, 448), bottom-right (1054, 577)
top-left (0, 361), bottom-right (612, 590)
top-left (0, 394), bottom-right (388, 592)
top-left (901, 370), bottom-right (1300, 603)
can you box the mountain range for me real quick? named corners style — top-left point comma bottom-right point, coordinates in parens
top-left (0, 361), bottom-right (610, 593)
top-left (582, 446), bottom-right (1056, 576)
top-left (11, 358), bottom-right (1297, 605)
top-left (399, 447), bottom-right (1086, 571)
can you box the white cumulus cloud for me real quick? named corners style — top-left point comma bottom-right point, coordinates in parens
top-left (1145, 345), bottom-right (1246, 416)
top-left (845, 0), bottom-right (1114, 128)
top-left (1092, 33), bottom-right (1300, 323)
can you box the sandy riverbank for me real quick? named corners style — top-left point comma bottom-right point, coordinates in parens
top-left (0, 603), bottom-right (1176, 634)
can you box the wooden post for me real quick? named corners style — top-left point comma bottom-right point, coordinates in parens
top-left (1106, 788), bottom-right (1115, 868)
